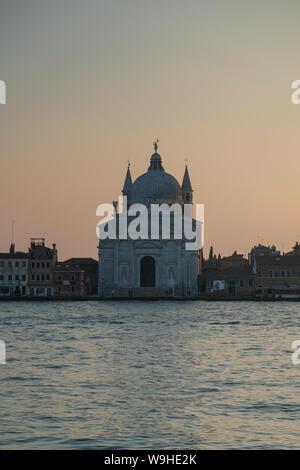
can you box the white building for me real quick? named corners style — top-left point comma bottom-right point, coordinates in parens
top-left (0, 244), bottom-right (29, 296)
top-left (98, 144), bottom-right (201, 297)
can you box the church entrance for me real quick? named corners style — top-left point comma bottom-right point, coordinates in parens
top-left (140, 256), bottom-right (156, 287)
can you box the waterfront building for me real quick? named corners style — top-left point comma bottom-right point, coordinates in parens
top-left (53, 262), bottom-right (85, 297)
top-left (28, 238), bottom-right (57, 296)
top-left (248, 244), bottom-right (280, 265)
top-left (201, 243), bottom-right (300, 299)
top-left (63, 258), bottom-right (98, 294)
top-left (98, 143), bottom-right (201, 297)
top-left (255, 252), bottom-right (300, 299)
top-left (53, 258), bottom-right (98, 296)
top-left (200, 252), bottom-right (255, 299)
top-left (0, 244), bottom-right (29, 296)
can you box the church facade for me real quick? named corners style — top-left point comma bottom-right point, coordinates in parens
top-left (98, 144), bottom-right (201, 297)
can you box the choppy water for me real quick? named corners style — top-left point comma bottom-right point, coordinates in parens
top-left (0, 301), bottom-right (300, 449)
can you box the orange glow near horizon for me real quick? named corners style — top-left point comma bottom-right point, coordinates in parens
top-left (1, 1), bottom-right (300, 260)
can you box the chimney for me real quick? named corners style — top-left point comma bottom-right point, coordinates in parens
top-left (52, 243), bottom-right (58, 264)
top-left (9, 243), bottom-right (15, 254)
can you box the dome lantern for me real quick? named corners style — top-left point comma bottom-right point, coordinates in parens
top-left (148, 139), bottom-right (164, 171)
top-left (129, 142), bottom-right (182, 205)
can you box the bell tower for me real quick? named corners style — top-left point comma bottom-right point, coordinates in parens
top-left (122, 162), bottom-right (132, 199)
top-left (181, 165), bottom-right (193, 204)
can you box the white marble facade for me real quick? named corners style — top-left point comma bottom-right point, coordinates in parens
top-left (98, 144), bottom-right (200, 297)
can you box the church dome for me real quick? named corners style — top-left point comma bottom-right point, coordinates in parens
top-left (130, 148), bottom-right (182, 204)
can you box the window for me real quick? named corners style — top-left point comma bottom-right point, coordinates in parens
top-left (240, 280), bottom-right (244, 287)
top-left (41, 274), bottom-right (45, 281)
top-left (258, 271), bottom-right (262, 277)
top-left (249, 280), bottom-right (253, 287)
top-left (15, 275), bottom-right (19, 281)
top-left (269, 271), bottom-right (273, 277)
top-left (71, 275), bottom-right (75, 281)
top-left (36, 274), bottom-right (40, 281)
top-left (71, 286), bottom-right (75, 293)
top-left (21, 261), bottom-right (26, 267)
top-left (31, 274), bottom-right (35, 281)
top-left (275, 272), bottom-right (278, 277)
top-left (8, 275), bottom-right (12, 281)
top-left (0, 275), bottom-right (4, 281)
top-left (281, 271), bottom-right (285, 277)
top-left (41, 262), bottom-right (45, 269)
top-left (0, 286), bottom-right (9, 295)
top-left (46, 274), bottom-right (50, 280)
top-left (0, 261), bottom-right (4, 268)
top-left (58, 275), bottom-right (62, 281)
top-left (32, 262), bottom-right (35, 268)
top-left (15, 262), bottom-right (19, 268)
top-left (8, 261), bottom-right (12, 268)
top-left (37, 262), bottom-right (40, 268)
top-left (22, 275), bottom-right (26, 281)
top-left (47, 262), bottom-right (50, 268)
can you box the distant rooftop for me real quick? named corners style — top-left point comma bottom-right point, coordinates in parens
top-left (62, 258), bottom-right (98, 265)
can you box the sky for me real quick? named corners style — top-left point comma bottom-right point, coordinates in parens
top-left (1, 0), bottom-right (300, 259)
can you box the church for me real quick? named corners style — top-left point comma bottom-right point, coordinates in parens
top-left (98, 143), bottom-right (201, 297)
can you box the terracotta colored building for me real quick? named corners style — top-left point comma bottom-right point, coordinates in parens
top-left (28, 238), bottom-right (58, 296)
top-left (62, 258), bottom-right (98, 294)
top-left (53, 263), bottom-right (85, 297)
top-left (53, 258), bottom-right (98, 297)
top-left (255, 255), bottom-right (300, 299)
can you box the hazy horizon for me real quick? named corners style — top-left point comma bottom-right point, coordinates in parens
top-left (1, 0), bottom-right (300, 260)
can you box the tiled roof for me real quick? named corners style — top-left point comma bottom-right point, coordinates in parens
top-left (59, 258), bottom-right (98, 266)
top-left (63, 258), bottom-right (98, 265)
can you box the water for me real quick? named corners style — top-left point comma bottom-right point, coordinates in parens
top-left (0, 301), bottom-right (300, 449)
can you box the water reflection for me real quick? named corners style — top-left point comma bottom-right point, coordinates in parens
top-left (0, 301), bottom-right (300, 449)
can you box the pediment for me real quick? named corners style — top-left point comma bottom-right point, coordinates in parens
top-left (135, 240), bottom-right (161, 249)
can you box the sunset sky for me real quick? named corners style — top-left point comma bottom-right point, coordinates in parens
top-left (1, 0), bottom-right (300, 259)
